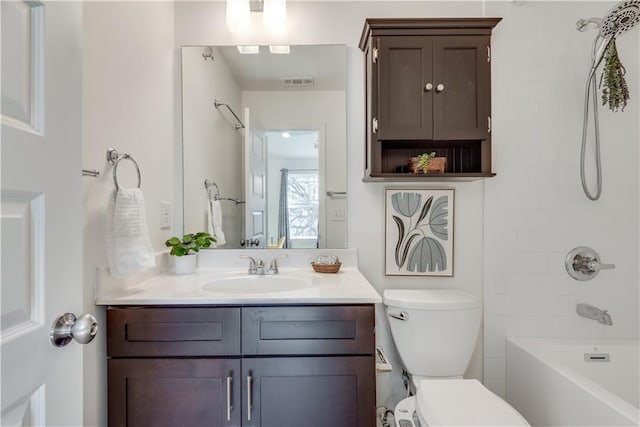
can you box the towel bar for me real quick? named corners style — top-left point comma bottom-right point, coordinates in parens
top-left (107, 148), bottom-right (142, 190)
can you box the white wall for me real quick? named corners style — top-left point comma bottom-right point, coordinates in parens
top-left (82, 2), bottom-right (175, 425)
top-left (182, 46), bottom-right (244, 247)
top-left (483, 1), bottom-right (639, 398)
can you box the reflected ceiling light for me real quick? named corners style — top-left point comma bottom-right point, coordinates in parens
top-left (282, 132), bottom-right (291, 138)
top-left (269, 45), bottom-right (290, 54)
top-left (226, 0), bottom-right (250, 33)
top-left (237, 45), bottom-right (260, 54)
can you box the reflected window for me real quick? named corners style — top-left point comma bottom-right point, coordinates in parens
top-left (287, 171), bottom-right (318, 239)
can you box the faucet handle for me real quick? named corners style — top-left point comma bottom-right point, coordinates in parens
top-left (268, 254), bottom-right (288, 274)
top-left (240, 255), bottom-right (257, 274)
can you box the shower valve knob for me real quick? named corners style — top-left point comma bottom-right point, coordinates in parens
top-left (565, 246), bottom-right (615, 281)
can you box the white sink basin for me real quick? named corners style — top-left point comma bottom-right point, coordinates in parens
top-left (202, 274), bottom-right (317, 294)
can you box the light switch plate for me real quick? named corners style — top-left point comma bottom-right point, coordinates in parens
top-left (160, 202), bottom-right (171, 229)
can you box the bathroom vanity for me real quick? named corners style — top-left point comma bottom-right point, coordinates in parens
top-left (97, 250), bottom-right (381, 427)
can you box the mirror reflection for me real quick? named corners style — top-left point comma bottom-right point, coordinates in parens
top-left (181, 45), bottom-right (347, 249)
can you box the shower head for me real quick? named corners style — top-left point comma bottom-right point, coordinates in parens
top-left (599, 0), bottom-right (640, 37)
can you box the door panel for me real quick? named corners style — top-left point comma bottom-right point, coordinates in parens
top-left (1, 2), bottom-right (84, 425)
top-left (243, 357), bottom-right (376, 427)
top-left (377, 36), bottom-right (433, 140)
top-left (108, 358), bottom-right (241, 427)
top-left (244, 108), bottom-right (266, 247)
top-left (433, 36), bottom-right (491, 140)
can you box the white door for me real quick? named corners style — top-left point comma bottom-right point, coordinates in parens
top-left (1, 2), bottom-right (86, 425)
top-left (243, 107), bottom-right (267, 248)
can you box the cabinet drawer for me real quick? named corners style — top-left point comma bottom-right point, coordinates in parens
top-left (107, 307), bottom-right (240, 357)
top-left (242, 305), bottom-right (374, 356)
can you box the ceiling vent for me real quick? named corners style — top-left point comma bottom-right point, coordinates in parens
top-left (281, 77), bottom-right (314, 87)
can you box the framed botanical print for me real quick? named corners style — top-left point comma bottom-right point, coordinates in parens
top-left (385, 188), bottom-right (454, 276)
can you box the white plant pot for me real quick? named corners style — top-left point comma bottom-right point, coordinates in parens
top-left (173, 254), bottom-right (197, 275)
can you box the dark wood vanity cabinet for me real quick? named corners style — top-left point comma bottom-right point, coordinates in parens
top-left (360, 18), bottom-right (501, 180)
top-left (107, 305), bottom-right (376, 427)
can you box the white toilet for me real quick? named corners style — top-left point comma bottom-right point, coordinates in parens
top-left (384, 289), bottom-right (529, 427)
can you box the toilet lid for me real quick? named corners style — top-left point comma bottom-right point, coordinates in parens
top-left (416, 379), bottom-right (530, 426)
top-left (383, 289), bottom-right (480, 310)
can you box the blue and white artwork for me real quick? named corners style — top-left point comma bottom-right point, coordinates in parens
top-left (385, 188), bottom-right (454, 276)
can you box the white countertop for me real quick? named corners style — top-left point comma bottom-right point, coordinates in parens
top-left (95, 249), bottom-right (381, 306)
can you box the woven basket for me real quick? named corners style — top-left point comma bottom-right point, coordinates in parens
top-left (408, 156), bottom-right (447, 174)
top-left (311, 262), bottom-right (342, 273)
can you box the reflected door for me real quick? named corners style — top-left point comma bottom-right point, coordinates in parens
top-left (1, 2), bottom-right (84, 425)
top-left (244, 108), bottom-right (266, 247)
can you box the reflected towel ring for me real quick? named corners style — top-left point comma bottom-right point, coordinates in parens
top-left (107, 148), bottom-right (141, 191)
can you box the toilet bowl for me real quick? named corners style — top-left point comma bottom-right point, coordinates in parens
top-left (383, 289), bottom-right (530, 427)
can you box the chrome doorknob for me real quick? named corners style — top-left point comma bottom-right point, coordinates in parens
top-left (424, 82), bottom-right (433, 91)
top-left (50, 313), bottom-right (98, 347)
top-left (436, 83), bottom-right (445, 92)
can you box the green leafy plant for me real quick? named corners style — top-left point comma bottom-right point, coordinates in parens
top-left (600, 39), bottom-right (630, 112)
top-left (416, 152), bottom-right (437, 174)
top-left (164, 232), bottom-right (215, 256)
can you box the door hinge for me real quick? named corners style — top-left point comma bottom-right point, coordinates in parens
top-left (487, 46), bottom-right (491, 63)
top-left (373, 117), bottom-right (378, 134)
top-left (373, 47), bottom-right (379, 63)
top-left (488, 116), bottom-right (492, 133)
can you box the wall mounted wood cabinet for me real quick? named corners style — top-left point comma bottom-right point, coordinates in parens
top-left (107, 305), bottom-right (376, 427)
top-left (359, 18), bottom-right (501, 181)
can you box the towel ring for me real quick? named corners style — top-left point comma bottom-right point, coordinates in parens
top-left (112, 153), bottom-right (141, 191)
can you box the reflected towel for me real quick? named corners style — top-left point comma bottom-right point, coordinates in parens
top-left (105, 189), bottom-right (156, 277)
top-left (207, 199), bottom-right (226, 246)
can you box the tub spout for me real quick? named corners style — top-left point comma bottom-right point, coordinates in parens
top-left (576, 303), bottom-right (613, 326)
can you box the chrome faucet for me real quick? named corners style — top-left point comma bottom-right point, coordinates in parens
top-left (267, 254), bottom-right (288, 274)
top-left (576, 303), bottom-right (613, 326)
top-left (240, 254), bottom-right (287, 275)
top-left (240, 256), bottom-right (265, 275)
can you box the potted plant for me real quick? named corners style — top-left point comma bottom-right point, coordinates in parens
top-left (409, 152), bottom-right (447, 174)
top-left (164, 232), bottom-right (216, 274)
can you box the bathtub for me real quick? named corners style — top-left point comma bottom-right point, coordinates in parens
top-left (506, 337), bottom-right (639, 426)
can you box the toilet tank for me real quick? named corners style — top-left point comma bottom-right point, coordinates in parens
top-left (383, 289), bottom-right (481, 378)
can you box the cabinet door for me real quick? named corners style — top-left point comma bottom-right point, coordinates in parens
top-left (432, 36), bottom-right (491, 140)
top-left (242, 357), bottom-right (375, 427)
top-left (377, 36), bottom-right (433, 140)
top-left (108, 358), bottom-right (241, 427)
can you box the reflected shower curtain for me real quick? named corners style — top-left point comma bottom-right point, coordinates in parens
top-left (277, 169), bottom-right (291, 248)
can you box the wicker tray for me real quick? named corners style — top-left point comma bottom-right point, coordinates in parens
top-left (311, 262), bottom-right (342, 273)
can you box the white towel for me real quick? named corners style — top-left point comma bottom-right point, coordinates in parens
top-left (105, 188), bottom-right (156, 277)
top-left (207, 199), bottom-right (226, 247)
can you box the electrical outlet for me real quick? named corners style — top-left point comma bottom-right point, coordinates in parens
top-left (160, 202), bottom-right (171, 229)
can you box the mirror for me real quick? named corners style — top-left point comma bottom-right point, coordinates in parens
top-left (181, 45), bottom-right (347, 249)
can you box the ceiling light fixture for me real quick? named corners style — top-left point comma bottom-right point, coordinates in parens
top-left (226, 0), bottom-right (287, 34)
top-left (237, 45), bottom-right (260, 54)
top-left (226, 0), bottom-right (250, 33)
top-left (269, 45), bottom-right (290, 54)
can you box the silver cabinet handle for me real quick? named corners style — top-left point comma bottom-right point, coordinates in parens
top-left (425, 82), bottom-right (433, 91)
top-left (50, 313), bottom-right (98, 347)
top-left (247, 375), bottom-right (253, 421)
top-left (226, 376), bottom-right (232, 421)
top-left (387, 311), bottom-right (408, 321)
top-left (436, 83), bottom-right (445, 92)
top-left (373, 117), bottom-right (378, 134)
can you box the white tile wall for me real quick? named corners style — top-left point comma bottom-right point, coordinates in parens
top-left (483, 1), bottom-right (639, 398)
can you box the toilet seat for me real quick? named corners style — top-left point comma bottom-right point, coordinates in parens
top-left (416, 379), bottom-right (529, 426)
